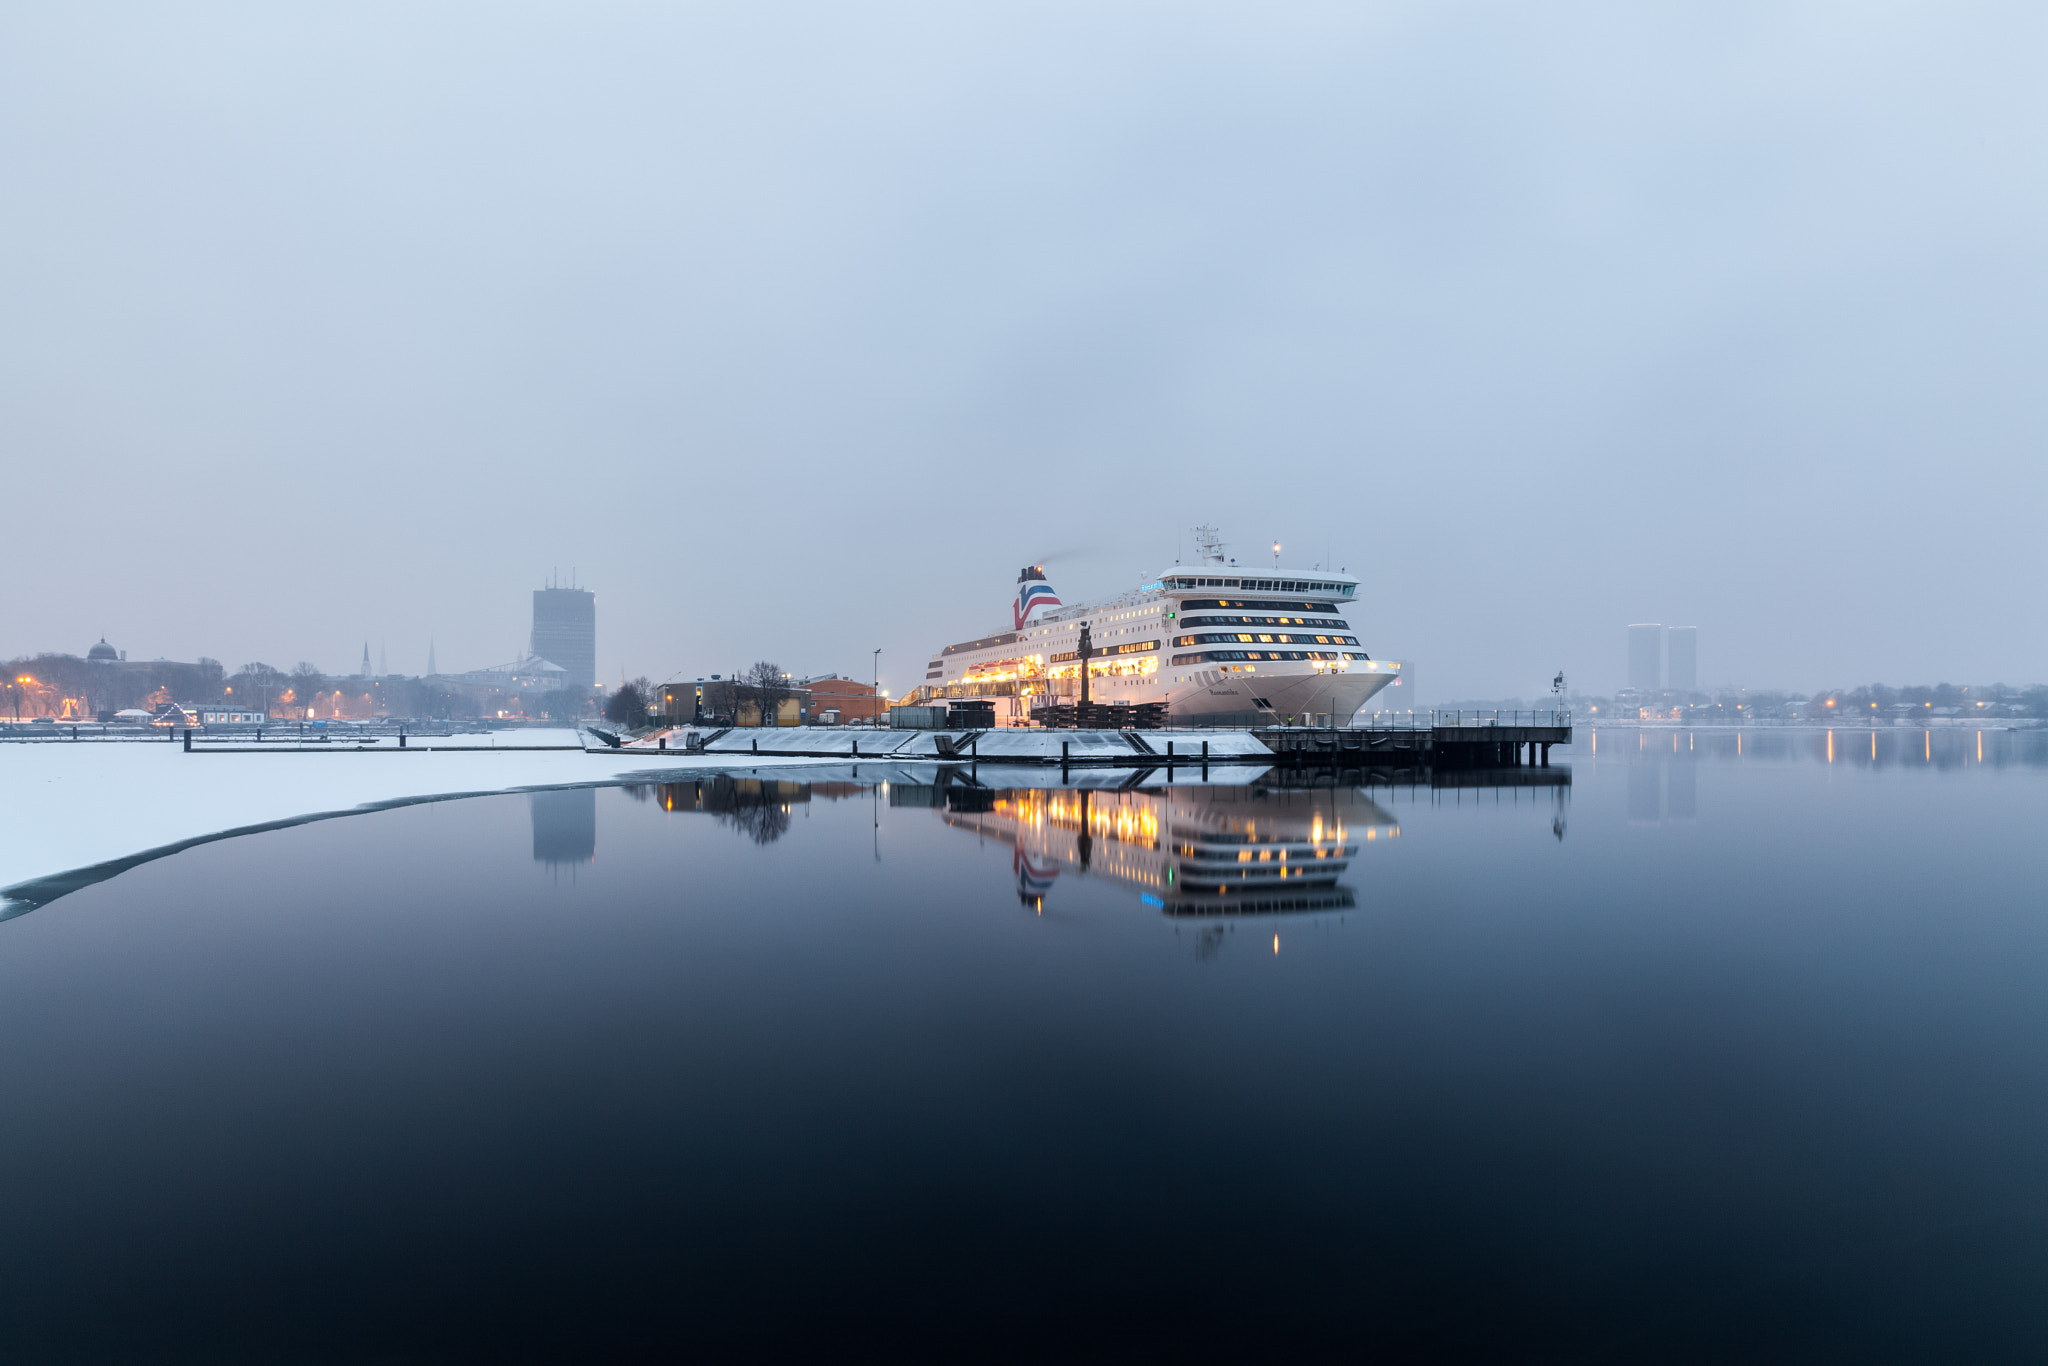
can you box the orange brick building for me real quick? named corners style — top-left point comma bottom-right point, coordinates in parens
top-left (799, 674), bottom-right (884, 724)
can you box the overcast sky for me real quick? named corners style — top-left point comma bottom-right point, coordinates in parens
top-left (3, 3), bottom-right (2042, 699)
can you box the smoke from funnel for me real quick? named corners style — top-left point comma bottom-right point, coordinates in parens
top-left (1026, 544), bottom-right (1100, 567)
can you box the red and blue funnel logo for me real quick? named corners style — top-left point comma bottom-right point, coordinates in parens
top-left (1015, 566), bottom-right (1062, 630)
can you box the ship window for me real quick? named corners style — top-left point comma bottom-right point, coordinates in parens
top-left (1179, 598), bottom-right (1339, 614)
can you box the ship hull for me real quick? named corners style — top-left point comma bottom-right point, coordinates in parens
top-left (1162, 659), bottom-right (1400, 726)
top-left (1062, 659), bottom-right (1400, 726)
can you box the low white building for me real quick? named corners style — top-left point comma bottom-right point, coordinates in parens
top-left (454, 655), bottom-right (571, 690)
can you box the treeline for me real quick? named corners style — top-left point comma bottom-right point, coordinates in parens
top-left (3, 651), bottom-right (596, 723)
top-left (1806, 682), bottom-right (2048, 717)
top-left (1566, 682), bottom-right (2048, 724)
top-left (2, 653), bottom-right (226, 719)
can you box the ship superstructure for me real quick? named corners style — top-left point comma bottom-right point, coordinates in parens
top-left (905, 528), bottom-right (1403, 727)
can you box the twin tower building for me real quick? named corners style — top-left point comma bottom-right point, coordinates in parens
top-left (1628, 623), bottom-right (1698, 694)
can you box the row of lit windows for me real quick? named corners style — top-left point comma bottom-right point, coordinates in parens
top-left (1166, 578), bottom-right (1353, 595)
top-left (940, 634), bottom-right (1019, 656)
top-left (1174, 632), bottom-right (1360, 647)
top-left (1172, 649), bottom-right (1368, 664)
top-left (1047, 639), bottom-right (1159, 663)
top-left (1178, 614), bottom-right (1350, 630)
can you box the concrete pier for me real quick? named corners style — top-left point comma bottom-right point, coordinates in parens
top-left (1253, 712), bottom-right (1572, 769)
top-left (620, 715), bottom-right (1573, 769)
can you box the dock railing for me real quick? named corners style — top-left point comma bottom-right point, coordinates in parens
top-left (1175, 709), bottom-right (1573, 732)
top-left (1414, 709), bottom-right (1572, 729)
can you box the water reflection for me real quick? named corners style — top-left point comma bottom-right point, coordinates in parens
top-left (624, 774), bottom-right (874, 845)
top-left (1668, 743), bottom-right (1697, 821)
top-left (4, 738), bottom-right (2048, 1359)
top-left (1626, 730), bottom-right (1698, 825)
top-left (617, 766), bottom-right (1570, 923)
top-left (529, 787), bottom-right (596, 868)
top-left (1589, 724), bottom-right (2048, 772)
top-left (937, 784), bottom-right (1394, 918)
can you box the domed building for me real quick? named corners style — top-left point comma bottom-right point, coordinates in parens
top-left (87, 638), bottom-right (120, 663)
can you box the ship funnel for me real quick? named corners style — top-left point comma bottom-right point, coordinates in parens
top-left (1014, 567), bottom-right (1062, 629)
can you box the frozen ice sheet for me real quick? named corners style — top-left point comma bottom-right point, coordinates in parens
top-left (0, 741), bottom-right (852, 913)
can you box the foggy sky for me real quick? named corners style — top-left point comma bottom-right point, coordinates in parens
top-left (4, 3), bottom-right (2043, 699)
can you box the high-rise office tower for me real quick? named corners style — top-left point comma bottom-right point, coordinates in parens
top-left (532, 585), bottom-right (596, 690)
top-left (1667, 627), bottom-right (1698, 693)
top-left (1627, 624), bottom-right (1663, 692)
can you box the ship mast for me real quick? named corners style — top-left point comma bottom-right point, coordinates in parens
top-left (1192, 525), bottom-right (1226, 564)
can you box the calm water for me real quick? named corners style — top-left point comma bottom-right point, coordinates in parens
top-left (0, 729), bottom-right (2044, 1362)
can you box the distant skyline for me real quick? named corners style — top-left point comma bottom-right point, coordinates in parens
top-left (4, 5), bottom-right (2044, 697)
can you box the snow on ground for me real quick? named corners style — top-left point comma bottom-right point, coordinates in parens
top-left (0, 740), bottom-right (848, 911)
top-left (0, 728), bottom-right (1281, 913)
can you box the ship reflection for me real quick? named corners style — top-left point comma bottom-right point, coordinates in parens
top-left (943, 784), bottom-right (1396, 919)
top-left (621, 769), bottom-right (1393, 919)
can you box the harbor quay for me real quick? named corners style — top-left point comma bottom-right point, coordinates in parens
top-left (613, 712), bottom-right (1573, 769)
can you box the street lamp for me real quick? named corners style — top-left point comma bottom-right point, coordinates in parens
top-left (872, 648), bottom-right (881, 727)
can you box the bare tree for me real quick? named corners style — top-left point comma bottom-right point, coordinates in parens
top-left (604, 680), bottom-right (648, 727)
top-left (745, 661), bottom-right (789, 727)
top-left (537, 688), bottom-right (588, 722)
top-left (289, 662), bottom-right (326, 717)
top-left (228, 662), bottom-right (286, 716)
top-left (700, 678), bottom-right (739, 725)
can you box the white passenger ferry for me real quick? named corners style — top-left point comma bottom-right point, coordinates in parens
top-left (903, 528), bottom-right (1402, 727)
